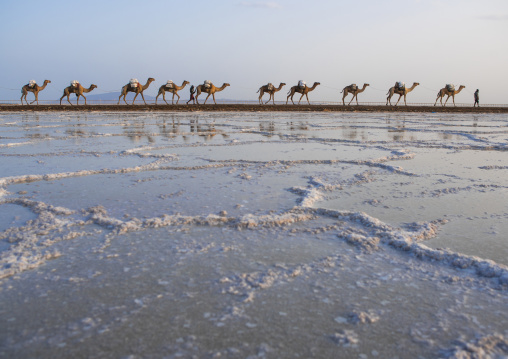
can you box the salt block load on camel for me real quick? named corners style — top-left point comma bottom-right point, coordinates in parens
top-left (60, 80), bottom-right (98, 105)
top-left (286, 80), bottom-right (321, 105)
top-left (195, 81), bottom-right (230, 104)
top-left (118, 77), bottom-right (155, 105)
top-left (20, 79), bottom-right (51, 105)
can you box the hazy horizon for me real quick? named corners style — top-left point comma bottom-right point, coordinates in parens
top-left (1, 0), bottom-right (507, 104)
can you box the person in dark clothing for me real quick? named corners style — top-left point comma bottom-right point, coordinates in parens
top-left (187, 85), bottom-right (196, 105)
top-left (474, 89), bottom-right (480, 107)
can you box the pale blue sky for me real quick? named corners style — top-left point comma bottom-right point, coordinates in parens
top-left (1, 0), bottom-right (507, 104)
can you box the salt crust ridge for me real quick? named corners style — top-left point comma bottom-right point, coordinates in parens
top-left (292, 174), bottom-right (508, 286)
top-left (442, 333), bottom-right (508, 358)
top-left (1, 203), bottom-right (507, 286)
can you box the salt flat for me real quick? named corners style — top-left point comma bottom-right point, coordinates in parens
top-left (1, 111), bottom-right (507, 358)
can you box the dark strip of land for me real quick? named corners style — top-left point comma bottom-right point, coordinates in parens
top-left (1, 104), bottom-right (507, 113)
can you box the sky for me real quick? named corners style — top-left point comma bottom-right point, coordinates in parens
top-left (1, 0), bottom-right (507, 104)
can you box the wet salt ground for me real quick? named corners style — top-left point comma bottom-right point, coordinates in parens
top-left (1, 111), bottom-right (508, 358)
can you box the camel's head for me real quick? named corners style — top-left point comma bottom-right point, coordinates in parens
top-left (44, 80), bottom-right (51, 84)
top-left (183, 81), bottom-right (190, 85)
top-left (224, 83), bottom-right (231, 87)
top-left (148, 78), bottom-right (155, 83)
top-left (91, 84), bottom-right (98, 90)
top-left (414, 82), bottom-right (420, 86)
top-left (281, 83), bottom-right (286, 86)
top-left (459, 85), bottom-right (466, 89)
top-left (315, 82), bottom-right (321, 86)
top-left (365, 83), bottom-right (370, 87)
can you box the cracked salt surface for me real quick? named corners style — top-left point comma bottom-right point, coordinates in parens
top-left (0, 111), bottom-right (507, 358)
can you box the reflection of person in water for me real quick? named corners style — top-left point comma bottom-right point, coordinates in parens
top-left (474, 89), bottom-right (480, 107)
top-left (187, 85), bottom-right (196, 105)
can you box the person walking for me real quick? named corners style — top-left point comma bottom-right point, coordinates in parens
top-left (474, 89), bottom-right (480, 107)
top-left (187, 85), bottom-right (196, 105)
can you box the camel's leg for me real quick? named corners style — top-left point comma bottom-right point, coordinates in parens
top-left (287, 90), bottom-right (295, 105)
top-left (81, 94), bottom-right (88, 105)
top-left (342, 92), bottom-right (347, 106)
top-left (140, 92), bottom-right (147, 105)
top-left (31, 92), bottom-right (39, 105)
top-left (163, 92), bottom-right (169, 105)
top-left (265, 94), bottom-right (272, 105)
top-left (132, 92), bottom-right (140, 104)
top-left (59, 94), bottom-right (65, 105)
top-left (204, 93), bottom-right (211, 104)
top-left (305, 93), bottom-right (310, 105)
top-left (452, 95), bottom-right (456, 107)
top-left (175, 92), bottom-right (181, 105)
top-left (212, 93), bottom-right (217, 105)
top-left (119, 91), bottom-right (128, 105)
top-left (67, 94), bottom-right (73, 105)
top-left (348, 94), bottom-right (355, 106)
top-left (172, 92), bottom-right (175, 105)
top-left (444, 96), bottom-right (450, 107)
top-left (258, 91), bottom-right (263, 104)
top-left (298, 93), bottom-right (305, 104)
top-left (394, 95), bottom-right (402, 106)
top-left (434, 95), bottom-right (439, 106)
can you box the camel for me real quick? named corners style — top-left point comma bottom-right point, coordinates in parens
top-left (118, 77), bottom-right (155, 105)
top-left (20, 80), bottom-right (51, 105)
top-left (286, 82), bottom-right (321, 105)
top-left (60, 83), bottom-right (98, 105)
top-left (434, 85), bottom-right (466, 107)
top-left (195, 82), bottom-right (230, 104)
top-left (155, 80), bottom-right (190, 105)
top-left (341, 83), bottom-right (370, 106)
top-left (386, 82), bottom-right (420, 106)
top-left (257, 82), bottom-right (286, 105)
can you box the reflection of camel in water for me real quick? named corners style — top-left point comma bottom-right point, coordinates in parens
top-left (155, 80), bottom-right (190, 105)
top-left (286, 82), bottom-right (320, 105)
top-left (21, 80), bottom-right (51, 105)
top-left (257, 83), bottom-right (286, 104)
top-left (434, 85), bottom-right (465, 107)
top-left (190, 119), bottom-right (217, 141)
top-left (60, 83), bottom-right (98, 105)
top-left (195, 82), bottom-right (230, 104)
top-left (118, 78), bottom-right (155, 105)
top-left (341, 83), bottom-right (369, 105)
top-left (386, 82), bottom-right (419, 106)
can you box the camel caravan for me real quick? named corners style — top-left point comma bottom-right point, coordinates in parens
top-left (19, 78), bottom-right (470, 106)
